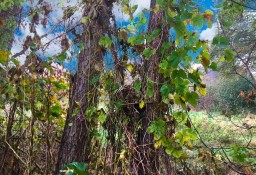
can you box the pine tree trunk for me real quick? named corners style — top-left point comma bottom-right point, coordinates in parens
top-left (55, 1), bottom-right (114, 173)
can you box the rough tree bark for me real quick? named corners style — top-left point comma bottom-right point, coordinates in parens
top-left (0, 5), bottom-right (23, 175)
top-left (55, 0), bottom-right (114, 173)
top-left (137, 0), bottom-right (172, 174)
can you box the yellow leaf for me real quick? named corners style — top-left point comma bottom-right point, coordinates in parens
top-left (154, 140), bottom-right (162, 149)
top-left (126, 64), bottom-right (133, 72)
top-left (139, 101), bottom-right (145, 109)
top-left (0, 50), bottom-right (9, 65)
top-left (168, 94), bottom-right (174, 100)
top-left (216, 154), bottom-right (222, 161)
top-left (119, 149), bottom-right (126, 160)
top-left (123, 5), bottom-right (130, 14)
top-left (198, 87), bottom-right (207, 96)
top-left (153, 4), bottom-right (160, 13)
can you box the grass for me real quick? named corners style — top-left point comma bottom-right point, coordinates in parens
top-left (189, 111), bottom-right (256, 148)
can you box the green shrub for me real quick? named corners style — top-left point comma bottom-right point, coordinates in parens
top-left (206, 76), bottom-right (255, 114)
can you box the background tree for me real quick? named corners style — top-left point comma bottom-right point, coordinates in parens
top-left (56, 0), bottom-right (115, 172)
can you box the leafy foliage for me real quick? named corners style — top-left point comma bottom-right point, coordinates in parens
top-left (0, 0), bottom-right (255, 174)
top-left (62, 162), bottom-right (89, 175)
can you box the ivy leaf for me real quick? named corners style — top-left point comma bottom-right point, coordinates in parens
top-left (134, 80), bottom-right (141, 92)
top-left (192, 15), bottom-right (204, 28)
top-left (98, 112), bottom-right (107, 123)
top-left (200, 50), bottom-right (210, 68)
top-left (91, 75), bottom-right (100, 85)
top-left (212, 36), bottom-right (228, 48)
top-left (146, 81), bottom-right (154, 98)
top-left (10, 58), bottom-right (20, 66)
top-left (209, 62), bottom-right (217, 71)
top-left (172, 69), bottom-right (187, 79)
top-left (86, 106), bottom-right (95, 118)
top-left (99, 36), bottom-right (112, 48)
top-left (123, 5), bottom-right (130, 14)
top-left (156, 0), bottom-right (163, 6)
top-left (63, 162), bottom-right (89, 175)
top-left (160, 84), bottom-right (172, 97)
top-left (224, 48), bottom-right (236, 62)
top-left (185, 91), bottom-right (199, 107)
top-left (0, 50), bottom-right (9, 65)
top-left (198, 87), bottom-right (207, 96)
top-left (159, 60), bottom-right (168, 70)
top-left (126, 63), bottom-right (133, 72)
top-left (139, 101), bottom-right (145, 109)
top-left (131, 4), bottom-right (138, 14)
top-left (148, 119), bottom-right (165, 135)
top-left (165, 147), bottom-right (174, 155)
top-left (143, 48), bottom-right (155, 59)
top-left (137, 14), bottom-right (147, 27)
top-left (154, 139), bottom-right (162, 149)
top-left (168, 51), bottom-right (181, 68)
top-left (172, 149), bottom-right (183, 158)
top-left (128, 35), bottom-right (144, 45)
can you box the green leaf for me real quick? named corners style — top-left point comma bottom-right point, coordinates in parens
top-left (212, 36), bottom-right (228, 48)
top-left (115, 101), bottom-right (122, 111)
top-left (63, 162), bottom-right (89, 175)
top-left (50, 104), bottom-right (62, 117)
top-left (128, 35), bottom-right (144, 46)
top-left (91, 75), bottom-right (100, 85)
top-left (131, 4), bottom-right (138, 14)
top-left (98, 112), bottom-right (107, 123)
top-left (10, 58), bottom-right (20, 66)
top-left (172, 69), bottom-right (187, 79)
top-left (192, 14), bottom-right (204, 28)
top-left (224, 48), bottom-right (236, 62)
top-left (160, 84), bottom-right (172, 97)
top-left (172, 149), bottom-right (183, 158)
top-left (173, 111), bottom-right (187, 122)
top-left (134, 80), bottom-right (141, 92)
top-left (168, 51), bottom-right (181, 68)
top-left (209, 62), bottom-right (217, 71)
top-left (148, 119), bottom-right (165, 135)
top-left (143, 48), bottom-right (155, 58)
top-left (156, 0), bottom-right (163, 6)
top-left (165, 147), bottom-right (174, 155)
top-left (185, 91), bottom-right (199, 107)
top-left (86, 106), bottom-right (95, 118)
top-left (146, 80), bottom-right (154, 98)
top-left (173, 21), bottom-right (186, 37)
top-left (159, 60), bottom-right (168, 70)
top-left (99, 36), bottom-right (112, 48)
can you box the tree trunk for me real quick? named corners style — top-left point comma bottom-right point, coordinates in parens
top-left (137, 0), bottom-right (171, 174)
top-left (55, 1), bottom-right (114, 173)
